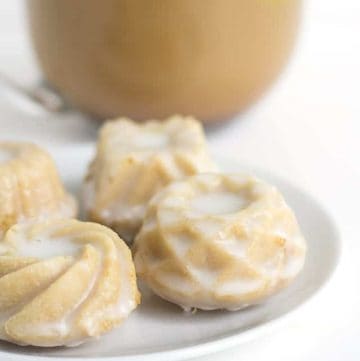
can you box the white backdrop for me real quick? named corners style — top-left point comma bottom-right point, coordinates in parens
top-left (0, 1), bottom-right (359, 360)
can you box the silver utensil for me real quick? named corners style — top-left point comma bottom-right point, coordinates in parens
top-left (0, 72), bottom-right (65, 113)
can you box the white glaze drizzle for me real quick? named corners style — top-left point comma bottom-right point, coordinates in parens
top-left (190, 191), bottom-right (250, 215)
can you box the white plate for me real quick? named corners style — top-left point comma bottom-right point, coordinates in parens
top-left (0, 145), bottom-right (341, 361)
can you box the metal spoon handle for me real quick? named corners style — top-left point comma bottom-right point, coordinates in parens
top-left (0, 72), bottom-right (65, 113)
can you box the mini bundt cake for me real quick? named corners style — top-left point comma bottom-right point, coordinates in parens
top-left (83, 116), bottom-right (216, 243)
top-left (134, 173), bottom-right (307, 311)
top-left (0, 142), bottom-right (77, 238)
top-left (0, 219), bottom-right (140, 347)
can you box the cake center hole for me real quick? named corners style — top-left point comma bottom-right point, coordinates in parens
top-left (133, 132), bottom-right (169, 149)
top-left (191, 191), bottom-right (249, 215)
top-left (15, 236), bottom-right (80, 259)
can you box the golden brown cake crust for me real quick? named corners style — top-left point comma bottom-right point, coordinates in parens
top-left (0, 219), bottom-right (140, 347)
top-left (134, 173), bottom-right (307, 311)
top-left (83, 116), bottom-right (216, 243)
top-left (0, 142), bottom-right (77, 237)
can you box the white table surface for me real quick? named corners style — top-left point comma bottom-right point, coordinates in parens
top-left (0, 1), bottom-right (359, 360)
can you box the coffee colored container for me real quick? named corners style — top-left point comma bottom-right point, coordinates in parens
top-left (27, 0), bottom-right (301, 122)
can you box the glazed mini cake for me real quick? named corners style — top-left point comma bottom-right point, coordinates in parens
top-left (0, 142), bottom-right (77, 237)
top-left (83, 116), bottom-right (216, 242)
top-left (134, 173), bottom-right (307, 311)
top-left (0, 219), bottom-right (140, 347)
